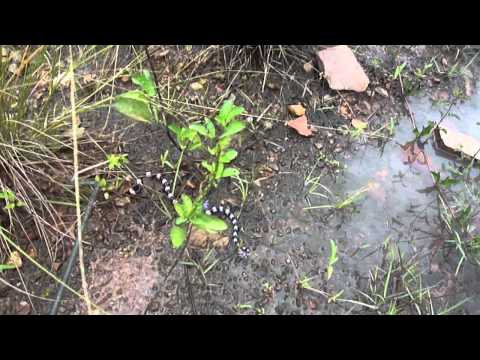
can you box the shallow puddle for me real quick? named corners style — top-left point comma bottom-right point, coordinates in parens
top-left (301, 90), bottom-right (480, 313)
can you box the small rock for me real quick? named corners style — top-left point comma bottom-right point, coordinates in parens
top-left (314, 142), bottom-right (324, 150)
top-left (16, 301), bottom-right (31, 315)
top-left (317, 45), bottom-right (369, 92)
top-left (287, 104), bottom-right (306, 116)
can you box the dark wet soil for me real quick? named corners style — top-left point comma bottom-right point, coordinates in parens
top-left (2, 45), bottom-right (480, 315)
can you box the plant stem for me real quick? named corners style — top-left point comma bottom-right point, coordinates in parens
top-left (69, 47), bottom-right (92, 315)
top-left (172, 148), bottom-right (185, 193)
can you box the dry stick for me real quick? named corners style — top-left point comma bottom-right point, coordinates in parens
top-left (144, 45), bottom-right (182, 152)
top-left (399, 75), bottom-right (417, 130)
top-left (69, 47), bottom-right (92, 315)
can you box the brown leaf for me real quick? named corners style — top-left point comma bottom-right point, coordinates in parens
top-left (190, 228), bottom-right (229, 248)
top-left (317, 45), bottom-right (369, 92)
top-left (287, 115), bottom-right (313, 137)
top-left (287, 104), bottom-right (306, 116)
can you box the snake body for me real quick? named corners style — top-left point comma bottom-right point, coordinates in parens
top-left (127, 171), bottom-right (250, 258)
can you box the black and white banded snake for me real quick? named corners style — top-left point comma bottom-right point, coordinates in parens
top-left (127, 171), bottom-right (251, 259)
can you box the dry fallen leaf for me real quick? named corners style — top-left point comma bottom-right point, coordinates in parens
top-left (53, 71), bottom-right (73, 88)
top-left (303, 61), bottom-right (314, 73)
top-left (82, 73), bottom-right (97, 84)
top-left (287, 104), bottom-right (306, 116)
top-left (437, 125), bottom-right (480, 160)
top-left (287, 115), bottom-right (313, 137)
top-left (189, 228), bottom-right (229, 248)
top-left (339, 102), bottom-right (353, 120)
top-left (317, 45), bottom-right (369, 92)
top-left (7, 251), bottom-right (22, 268)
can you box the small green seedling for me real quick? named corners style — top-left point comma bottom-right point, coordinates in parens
top-left (414, 62), bottom-right (434, 79)
top-left (107, 153), bottom-right (129, 170)
top-left (326, 239), bottom-right (338, 281)
top-left (413, 120), bottom-right (436, 143)
top-left (0, 189), bottom-right (24, 210)
top-left (393, 62), bottom-right (407, 80)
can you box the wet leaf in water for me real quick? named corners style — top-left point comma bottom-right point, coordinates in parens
top-left (287, 115), bottom-right (313, 137)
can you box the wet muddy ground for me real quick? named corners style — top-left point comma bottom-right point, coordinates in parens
top-left (2, 45), bottom-right (480, 315)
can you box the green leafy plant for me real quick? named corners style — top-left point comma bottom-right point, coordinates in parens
top-left (166, 100), bottom-right (246, 248)
top-left (0, 189), bottom-right (24, 210)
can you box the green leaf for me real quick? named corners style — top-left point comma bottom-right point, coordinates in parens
top-left (219, 149), bottom-right (238, 163)
top-left (218, 137), bottom-right (231, 149)
top-left (327, 239), bottom-right (338, 280)
top-left (181, 194), bottom-right (193, 216)
top-left (215, 163), bottom-right (225, 179)
top-left (431, 171), bottom-right (440, 184)
top-left (189, 123), bottom-right (208, 137)
top-left (170, 225), bottom-right (187, 249)
top-left (205, 118), bottom-right (216, 139)
top-left (168, 123), bottom-right (182, 136)
top-left (174, 202), bottom-right (187, 219)
top-left (215, 100), bottom-right (245, 126)
top-left (220, 120), bottom-right (246, 139)
top-left (0, 263), bottom-right (16, 273)
top-left (393, 63), bottom-right (406, 80)
top-left (207, 147), bottom-right (217, 156)
top-left (132, 70), bottom-right (157, 97)
top-left (413, 121), bottom-right (435, 139)
top-left (440, 178), bottom-right (460, 187)
top-left (221, 167), bottom-right (239, 178)
top-left (191, 213), bottom-right (228, 232)
top-left (328, 239), bottom-right (338, 266)
top-left (201, 161), bottom-right (214, 173)
top-left (175, 217), bottom-right (188, 225)
top-left (4, 203), bottom-right (15, 210)
top-left (114, 90), bottom-right (154, 123)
